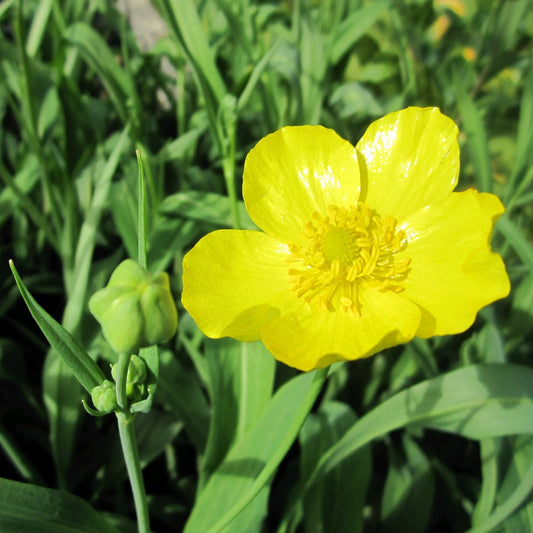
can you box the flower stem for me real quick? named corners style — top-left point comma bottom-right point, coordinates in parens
top-left (115, 353), bottom-right (150, 533)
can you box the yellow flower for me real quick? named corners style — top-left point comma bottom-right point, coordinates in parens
top-left (182, 107), bottom-right (510, 371)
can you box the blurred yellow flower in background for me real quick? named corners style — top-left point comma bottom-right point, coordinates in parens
top-left (182, 107), bottom-right (510, 371)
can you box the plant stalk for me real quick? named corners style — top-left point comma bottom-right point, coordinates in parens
top-left (115, 353), bottom-right (150, 533)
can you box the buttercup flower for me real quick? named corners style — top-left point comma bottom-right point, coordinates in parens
top-left (182, 107), bottom-right (510, 371)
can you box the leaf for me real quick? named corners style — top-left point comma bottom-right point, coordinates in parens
top-left (200, 339), bottom-right (276, 485)
top-left (380, 435), bottom-right (434, 533)
top-left (455, 82), bottom-right (493, 192)
top-left (499, 437), bottom-right (533, 533)
top-left (65, 22), bottom-right (138, 125)
top-left (63, 127), bottom-right (132, 329)
top-left (329, 1), bottom-right (390, 65)
top-left (0, 477), bottom-right (119, 533)
top-left (300, 401), bottom-right (371, 533)
top-left (467, 436), bottom-right (533, 533)
top-left (25, 0), bottom-right (54, 57)
top-left (158, 191), bottom-right (256, 230)
top-left (147, 217), bottom-right (197, 274)
top-left (314, 364), bottom-right (533, 486)
top-left (154, 0), bottom-right (226, 103)
top-left (9, 260), bottom-right (105, 393)
top-left (157, 349), bottom-right (210, 452)
top-left (329, 82), bottom-right (384, 120)
top-left (496, 215), bottom-right (533, 273)
top-left (0, 421), bottom-right (43, 484)
top-left (512, 47), bottom-right (533, 183)
top-left (156, 128), bottom-right (204, 163)
top-left (471, 438), bottom-right (501, 525)
top-left (184, 368), bottom-right (328, 533)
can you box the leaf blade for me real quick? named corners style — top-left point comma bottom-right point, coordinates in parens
top-left (9, 260), bottom-right (104, 393)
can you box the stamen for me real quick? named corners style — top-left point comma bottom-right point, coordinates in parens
top-left (288, 203), bottom-right (410, 315)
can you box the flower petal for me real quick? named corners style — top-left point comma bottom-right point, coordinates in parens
top-left (357, 107), bottom-right (459, 221)
top-left (243, 125), bottom-right (360, 245)
top-left (181, 229), bottom-right (297, 341)
top-left (260, 287), bottom-right (421, 371)
top-left (399, 190), bottom-right (510, 337)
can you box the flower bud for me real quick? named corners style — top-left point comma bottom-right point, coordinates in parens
top-left (111, 354), bottom-right (147, 387)
top-left (90, 380), bottom-right (117, 412)
top-left (89, 260), bottom-right (178, 354)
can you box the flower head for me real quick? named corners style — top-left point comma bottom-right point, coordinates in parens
top-left (182, 107), bottom-right (510, 371)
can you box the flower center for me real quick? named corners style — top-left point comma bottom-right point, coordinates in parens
top-left (287, 204), bottom-right (410, 316)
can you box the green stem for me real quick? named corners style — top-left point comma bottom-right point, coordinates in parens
top-left (115, 353), bottom-right (150, 533)
top-left (223, 151), bottom-right (241, 230)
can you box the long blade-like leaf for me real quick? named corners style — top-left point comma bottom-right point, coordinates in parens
top-left (184, 368), bottom-right (328, 533)
top-left (315, 364), bottom-right (533, 483)
top-left (9, 260), bottom-right (104, 393)
top-left (0, 477), bottom-right (119, 533)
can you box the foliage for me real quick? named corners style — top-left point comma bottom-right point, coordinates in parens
top-left (1, 0), bottom-right (532, 531)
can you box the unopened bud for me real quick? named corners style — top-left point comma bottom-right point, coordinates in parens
top-left (89, 260), bottom-right (178, 354)
top-left (90, 380), bottom-right (117, 412)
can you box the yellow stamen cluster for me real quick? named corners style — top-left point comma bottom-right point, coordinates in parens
top-left (288, 204), bottom-right (410, 316)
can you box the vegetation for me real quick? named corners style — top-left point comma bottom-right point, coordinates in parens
top-left (1, 0), bottom-right (532, 531)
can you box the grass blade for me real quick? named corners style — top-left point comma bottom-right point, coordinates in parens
top-left (0, 477), bottom-right (119, 533)
top-left (314, 364), bottom-right (533, 485)
top-left (184, 368), bottom-right (328, 533)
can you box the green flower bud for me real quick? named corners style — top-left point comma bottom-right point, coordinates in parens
top-left (111, 355), bottom-right (147, 396)
top-left (90, 380), bottom-right (117, 412)
top-left (89, 260), bottom-right (178, 354)
top-left (127, 354), bottom-right (147, 383)
top-left (129, 382), bottom-right (147, 403)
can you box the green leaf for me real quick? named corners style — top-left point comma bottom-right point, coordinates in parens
top-left (157, 349), bottom-right (210, 452)
top-left (158, 191), bottom-right (257, 230)
top-left (466, 436), bottom-right (533, 533)
top-left (314, 364), bottom-right (533, 487)
top-left (498, 437), bottom-right (533, 533)
top-left (25, 0), bottom-right (54, 57)
top-left (381, 435), bottom-right (434, 533)
top-left (300, 402), bottom-right (371, 533)
top-left (9, 260), bottom-right (105, 393)
top-left (63, 127), bottom-right (131, 328)
top-left (472, 438), bottom-right (501, 525)
top-left (455, 82), bottom-right (493, 192)
top-left (329, 1), bottom-right (390, 65)
top-left (65, 22), bottom-right (138, 125)
top-left (0, 477), bottom-right (119, 533)
top-left (154, 0), bottom-right (226, 103)
top-left (184, 368), bottom-right (328, 533)
top-left (156, 127), bottom-right (204, 163)
top-left (201, 339), bottom-right (276, 486)
top-left (496, 215), bottom-right (533, 273)
top-left (0, 421), bottom-right (43, 484)
top-left (509, 47), bottom-right (533, 192)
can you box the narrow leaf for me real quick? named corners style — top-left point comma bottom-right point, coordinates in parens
top-left (9, 260), bottom-right (104, 393)
top-left (329, 1), bottom-right (390, 64)
top-left (184, 368), bottom-right (328, 533)
top-left (300, 402), bottom-right (371, 533)
top-left (158, 191), bottom-right (256, 230)
top-left (155, 0), bottom-right (226, 102)
top-left (455, 82), bottom-right (493, 192)
top-left (201, 339), bottom-right (275, 486)
top-left (0, 477), bottom-right (119, 533)
top-left (314, 364), bottom-right (533, 486)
